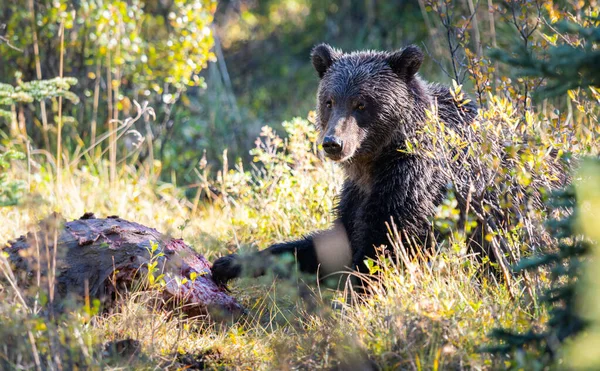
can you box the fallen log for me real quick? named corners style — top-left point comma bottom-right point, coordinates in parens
top-left (1, 213), bottom-right (243, 320)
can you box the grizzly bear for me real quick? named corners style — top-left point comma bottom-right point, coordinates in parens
top-left (211, 44), bottom-right (481, 285)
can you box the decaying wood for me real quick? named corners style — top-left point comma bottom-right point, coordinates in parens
top-left (1, 212), bottom-right (243, 320)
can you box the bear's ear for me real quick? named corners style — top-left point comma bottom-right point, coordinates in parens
top-left (387, 45), bottom-right (424, 79)
top-left (311, 43), bottom-right (342, 78)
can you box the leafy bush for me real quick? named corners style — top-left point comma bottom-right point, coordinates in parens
top-left (483, 185), bottom-right (588, 367)
top-left (196, 116), bottom-right (341, 247)
top-left (0, 0), bottom-right (216, 179)
top-left (0, 149), bottom-right (26, 206)
top-left (482, 5), bottom-right (600, 369)
top-left (0, 74), bottom-right (78, 120)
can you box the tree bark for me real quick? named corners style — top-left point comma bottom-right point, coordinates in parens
top-left (2, 213), bottom-right (243, 321)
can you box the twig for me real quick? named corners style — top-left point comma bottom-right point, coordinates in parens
top-left (0, 35), bottom-right (22, 52)
top-left (72, 101), bottom-right (154, 167)
top-left (91, 61), bottom-right (102, 149)
top-left (56, 19), bottom-right (65, 191)
top-left (28, 0), bottom-right (50, 151)
top-left (212, 26), bottom-right (242, 124)
top-left (465, 0), bottom-right (482, 56)
top-left (422, 43), bottom-right (453, 79)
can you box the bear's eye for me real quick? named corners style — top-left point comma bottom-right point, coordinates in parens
top-left (356, 102), bottom-right (366, 111)
top-left (325, 100), bottom-right (333, 108)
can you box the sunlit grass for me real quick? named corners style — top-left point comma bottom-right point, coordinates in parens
top-left (0, 117), bottom-right (546, 369)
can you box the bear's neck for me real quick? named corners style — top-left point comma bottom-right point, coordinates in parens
top-left (341, 157), bottom-right (374, 195)
top-left (340, 145), bottom-right (398, 195)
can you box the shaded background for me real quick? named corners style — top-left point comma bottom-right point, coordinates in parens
top-left (0, 0), bottom-right (577, 184)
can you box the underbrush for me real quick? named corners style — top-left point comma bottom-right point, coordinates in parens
top-left (0, 111), bottom-right (562, 369)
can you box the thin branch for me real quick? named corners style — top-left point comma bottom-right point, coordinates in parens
top-left (422, 43), bottom-right (453, 79)
top-left (0, 35), bottom-right (23, 52)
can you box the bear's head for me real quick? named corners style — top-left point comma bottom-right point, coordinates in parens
top-left (311, 44), bottom-right (426, 162)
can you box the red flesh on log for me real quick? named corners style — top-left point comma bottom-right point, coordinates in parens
top-left (2, 213), bottom-right (243, 320)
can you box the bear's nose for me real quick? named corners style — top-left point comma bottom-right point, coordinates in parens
top-left (322, 136), bottom-right (343, 155)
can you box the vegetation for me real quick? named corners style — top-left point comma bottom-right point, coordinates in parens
top-left (483, 185), bottom-right (588, 367)
top-left (0, 0), bottom-right (599, 369)
top-left (483, 13), bottom-right (600, 369)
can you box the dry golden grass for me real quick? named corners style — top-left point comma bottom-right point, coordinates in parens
top-left (0, 117), bottom-right (545, 370)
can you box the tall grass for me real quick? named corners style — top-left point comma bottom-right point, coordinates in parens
top-left (1, 109), bottom-right (554, 369)
top-left (2, 0), bottom-right (598, 368)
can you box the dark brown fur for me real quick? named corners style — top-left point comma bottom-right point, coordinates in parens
top-left (211, 44), bottom-right (563, 286)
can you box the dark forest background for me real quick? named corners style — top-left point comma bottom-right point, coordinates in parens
top-left (2, 0), bottom-right (569, 184)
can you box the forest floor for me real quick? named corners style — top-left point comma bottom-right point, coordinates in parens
top-left (0, 119), bottom-right (539, 370)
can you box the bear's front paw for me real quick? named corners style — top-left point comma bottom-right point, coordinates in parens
top-left (211, 254), bottom-right (242, 286)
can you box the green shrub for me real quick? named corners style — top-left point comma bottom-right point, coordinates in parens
top-left (0, 149), bottom-right (26, 206)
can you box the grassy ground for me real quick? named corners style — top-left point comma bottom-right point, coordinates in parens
top-left (0, 118), bottom-right (543, 370)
